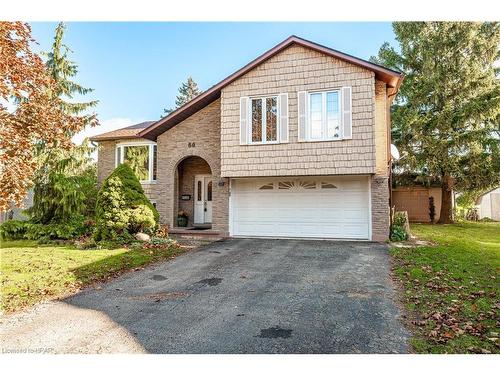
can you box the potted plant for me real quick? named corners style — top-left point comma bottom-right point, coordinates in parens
top-left (177, 211), bottom-right (188, 227)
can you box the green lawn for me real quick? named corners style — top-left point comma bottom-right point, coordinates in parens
top-left (0, 240), bottom-right (186, 313)
top-left (391, 222), bottom-right (500, 354)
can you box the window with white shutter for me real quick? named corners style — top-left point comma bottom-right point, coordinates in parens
top-left (342, 86), bottom-right (352, 139)
top-left (240, 97), bottom-right (249, 144)
top-left (240, 93), bottom-right (289, 144)
top-left (301, 87), bottom-right (352, 141)
top-left (278, 93), bottom-right (289, 143)
top-left (297, 91), bottom-right (307, 142)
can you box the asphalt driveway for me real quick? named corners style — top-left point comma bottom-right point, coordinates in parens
top-left (0, 239), bottom-right (409, 353)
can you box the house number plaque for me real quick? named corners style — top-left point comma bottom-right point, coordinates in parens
top-left (188, 142), bottom-right (196, 148)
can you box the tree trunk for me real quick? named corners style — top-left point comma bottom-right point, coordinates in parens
top-left (438, 174), bottom-right (454, 224)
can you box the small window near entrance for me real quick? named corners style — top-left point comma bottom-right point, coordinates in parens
top-left (197, 180), bottom-right (202, 201)
top-left (207, 181), bottom-right (212, 201)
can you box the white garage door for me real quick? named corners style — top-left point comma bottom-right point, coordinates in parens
top-left (230, 176), bottom-right (370, 239)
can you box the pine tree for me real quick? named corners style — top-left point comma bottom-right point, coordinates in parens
top-left (28, 22), bottom-right (100, 223)
top-left (163, 76), bottom-right (202, 116)
top-left (372, 22), bottom-right (500, 223)
top-left (45, 22), bottom-right (98, 123)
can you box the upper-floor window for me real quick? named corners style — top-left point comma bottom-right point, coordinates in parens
top-left (298, 87), bottom-right (351, 142)
top-left (308, 90), bottom-right (341, 141)
top-left (116, 143), bottom-right (157, 182)
top-left (250, 96), bottom-right (278, 143)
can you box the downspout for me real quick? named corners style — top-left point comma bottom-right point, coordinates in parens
top-left (386, 74), bottom-right (404, 233)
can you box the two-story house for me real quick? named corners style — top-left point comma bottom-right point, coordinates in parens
top-left (90, 36), bottom-right (403, 241)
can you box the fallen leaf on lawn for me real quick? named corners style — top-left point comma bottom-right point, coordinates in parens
top-left (443, 331), bottom-right (455, 339)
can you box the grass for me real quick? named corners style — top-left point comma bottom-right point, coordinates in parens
top-left (391, 222), bottom-right (500, 354)
top-left (0, 239), bottom-right (187, 313)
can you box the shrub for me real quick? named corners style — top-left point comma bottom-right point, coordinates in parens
top-left (0, 216), bottom-right (91, 241)
top-left (94, 163), bottom-right (159, 241)
top-left (27, 141), bottom-right (98, 224)
top-left (0, 220), bottom-right (28, 240)
top-left (466, 207), bottom-right (479, 221)
top-left (391, 211), bottom-right (410, 242)
top-left (390, 226), bottom-right (408, 241)
top-left (428, 196), bottom-right (436, 223)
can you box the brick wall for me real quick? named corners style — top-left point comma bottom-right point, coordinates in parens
top-left (220, 44), bottom-right (377, 177)
top-left (371, 175), bottom-right (390, 241)
top-left (156, 99), bottom-right (229, 234)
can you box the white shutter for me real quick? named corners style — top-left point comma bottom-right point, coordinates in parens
top-left (342, 87), bottom-right (352, 139)
top-left (298, 91), bottom-right (307, 142)
top-left (240, 97), bottom-right (249, 144)
top-left (278, 93), bottom-right (289, 143)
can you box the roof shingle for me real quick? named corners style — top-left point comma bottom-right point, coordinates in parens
top-left (89, 121), bottom-right (155, 141)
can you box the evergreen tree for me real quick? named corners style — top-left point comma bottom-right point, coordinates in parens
top-left (28, 22), bottom-right (100, 223)
top-left (163, 76), bottom-right (202, 116)
top-left (28, 140), bottom-right (97, 224)
top-left (372, 22), bottom-right (500, 223)
top-left (94, 164), bottom-right (159, 241)
top-left (44, 22), bottom-right (98, 124)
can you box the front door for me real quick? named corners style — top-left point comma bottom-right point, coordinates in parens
top-left (194, 175), bottom-right (213, 224)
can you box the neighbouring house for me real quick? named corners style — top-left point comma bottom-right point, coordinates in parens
top-left (476, 187), bottom-right (500, 221)
top-left (90, 36), bottom-right (403, 241)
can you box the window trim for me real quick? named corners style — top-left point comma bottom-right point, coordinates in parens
top-left (306, 89), bottom-right (343, 142)
top-left (248, 95), bottom-right (280, 145)
top-left (115, 141), bottom-right (157, 183)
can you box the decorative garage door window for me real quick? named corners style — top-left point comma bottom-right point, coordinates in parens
top-left (277, 180), bottom-right (317, 190)
top-left (259, 182), bottom-right (274, 190)
top-left (321, 182), bottom-right (338, 189)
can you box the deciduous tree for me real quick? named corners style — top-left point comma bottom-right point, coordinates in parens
top-left (0, 22), bottom-right (92, 210)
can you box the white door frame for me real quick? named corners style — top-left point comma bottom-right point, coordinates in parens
top-left (194, 174), bottom-right (213, 224)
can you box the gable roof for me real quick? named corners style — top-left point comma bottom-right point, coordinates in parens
top-left (89, 121), bottom-right (155, 141)
top-left (139, 35), bottom-right (403, 141)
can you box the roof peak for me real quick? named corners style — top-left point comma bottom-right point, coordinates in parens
top-left (139, 35), bottom-right (403, 141)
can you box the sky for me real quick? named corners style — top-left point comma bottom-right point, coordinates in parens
top-left (29, 22), bottom-right (397, 144)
